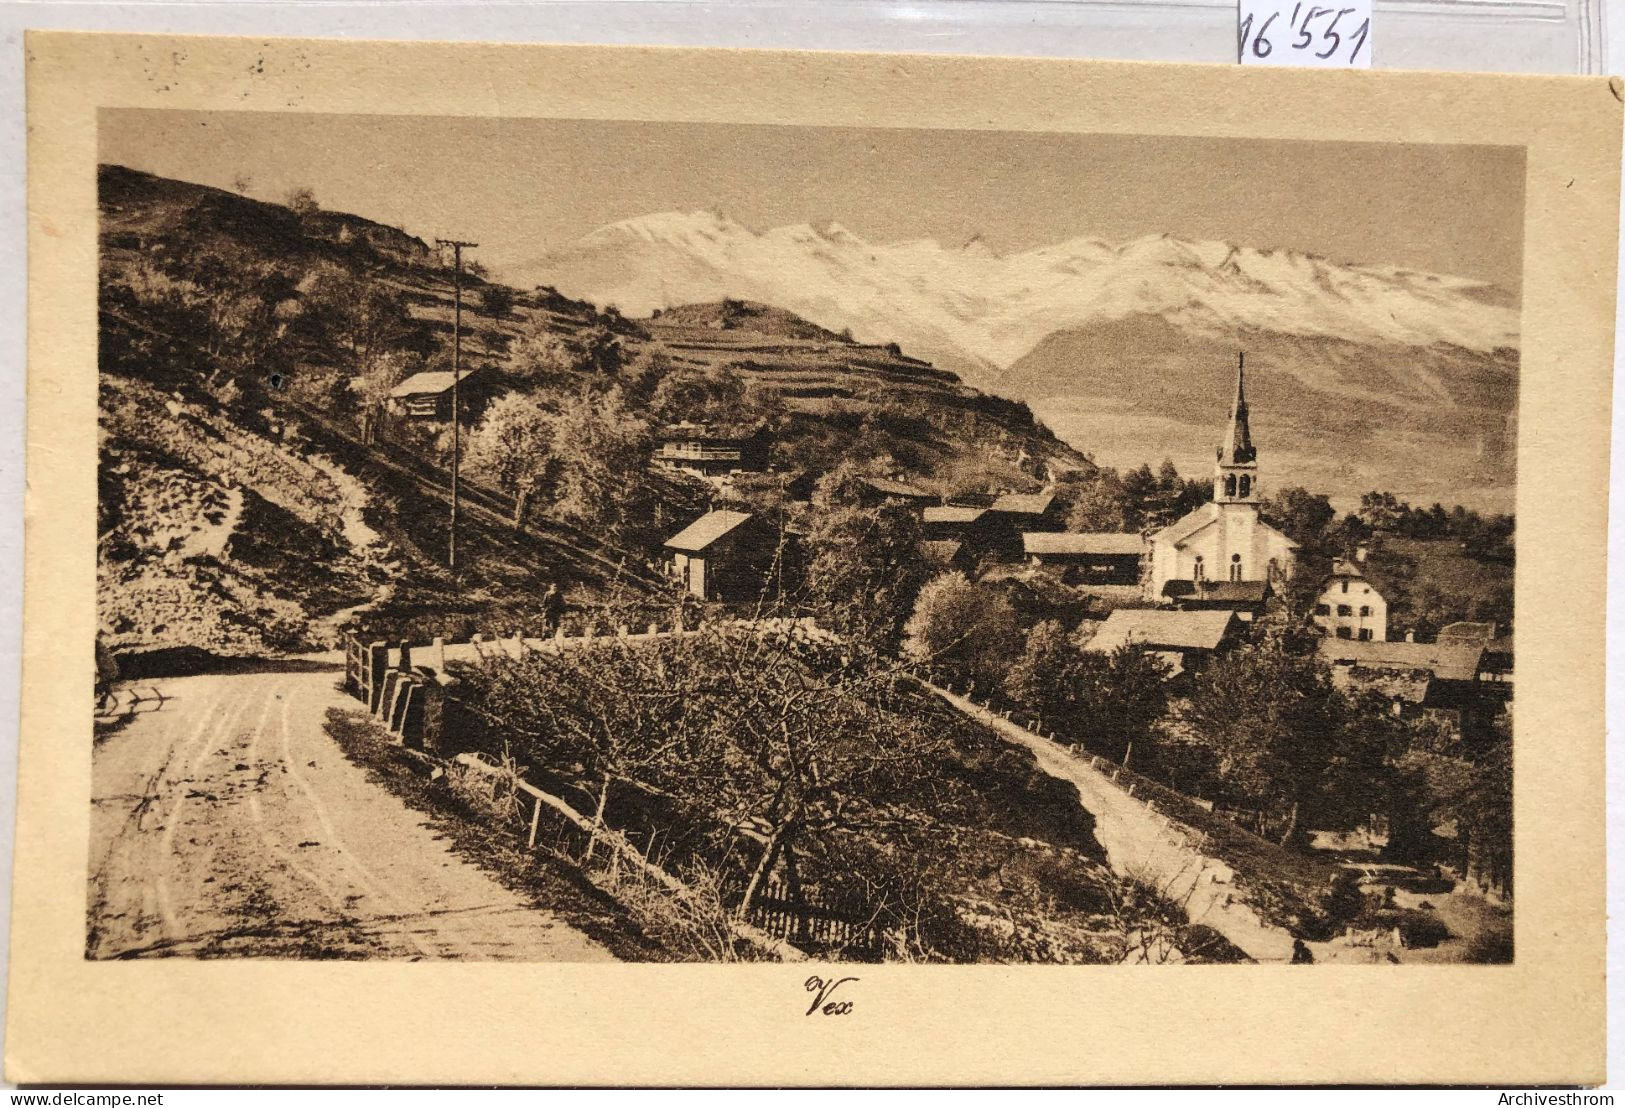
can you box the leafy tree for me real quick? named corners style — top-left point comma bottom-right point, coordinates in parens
top-left (1003, 622), bottom-right (1171, 761)
top-left (1064, 471), bottom-right (1132, 532)
top-left (351, 350), bottom-right (411, 445)
top-left (1179, 626), bottom-right (1347, 846)
top-left (467, 394), bottom-right (554, 530)
top-left (901, 572), bottom-right (1021, 687)
top-left (801, 503), bottom-right (930, 654)
top-left (505, 324), bottom-right (577, 382)
top-left (545, 387), bottom-right (654, 546)
top-left (1264, 485), bottom-right (1337, 550)
top-left (481, 284), bottom-right (517, 319)
top-left (575, 324), bottom-right (625, 376)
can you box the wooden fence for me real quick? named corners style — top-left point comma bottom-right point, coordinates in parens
top-left (746, 877), bottom-right (884, 956)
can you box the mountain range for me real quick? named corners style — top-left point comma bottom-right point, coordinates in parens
top-left (508, 212), bottom-right (1520, 511)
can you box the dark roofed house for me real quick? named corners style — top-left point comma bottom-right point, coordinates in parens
top-left (663, 509), bottom-right (776, 601)
top-left (1023, 532), bottom-right (1144, 586)
top-left (1083, 608), bottom-right (1242, 677)
top-left (387, 367), bottom-right (491, 420)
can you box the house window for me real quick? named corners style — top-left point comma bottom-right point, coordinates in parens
top-left (1193, 556), bottom-right (1204, 581)
top-left (1341, 580), bottom-right (1349, 593)
top-left (1359, 605), bottom-right (1372, 617)
top-left (1337, 604), bottom-right (1353, 617)
top-left (1224, 474), bottom-right (1237, 497)
top-left (1336, 626), bottom-right (1352, 639)
top-left (1229, 553), bottom-right (1242, 582)
top-left (1314, 603), bottom-right (1330, 616)
top-left (1358, 628), bottom-right (1374, 641)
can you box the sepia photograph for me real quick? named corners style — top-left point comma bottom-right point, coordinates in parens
top-left (13, 31), bottom-right (1618, 1088)
top-left (90, 112), bottom-right (1520, 967)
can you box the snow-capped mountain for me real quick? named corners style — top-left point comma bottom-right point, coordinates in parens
top-left (505, 210), bottom-right (1520, 386)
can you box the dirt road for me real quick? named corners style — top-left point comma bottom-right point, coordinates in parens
top-left (925, 683), bottom-right (1297, 963)
top-left (89, 663), bottom-right (614, 961)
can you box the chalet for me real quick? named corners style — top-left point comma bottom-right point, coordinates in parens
top-left (387, 367), bottom-right (491, 420)
top-left (1318, 638), bottom-right (1498, 734)
top-left (1162, 579), bottom-right (1273, 621)
top-left (987, 491), bottom-right (1064, 532)
top-left (1084, 608), bottom-right (1242, 677)
top-left (653, 422), bottom-right (770, 478)
top-left (663, 510), bottom-right (776, 602)
top-left (1313, 558), bottom-right (1388, 641)
top-left (1023, 532), bottom-right (1144, 586)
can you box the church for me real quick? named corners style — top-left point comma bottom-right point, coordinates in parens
top-left (1148, 360), bottom-right (1297, 603)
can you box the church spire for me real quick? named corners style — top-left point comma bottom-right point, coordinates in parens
top-left (1218, 352), bottom-right (1256, 465)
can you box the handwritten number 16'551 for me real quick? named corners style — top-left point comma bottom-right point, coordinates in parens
top-left (1240, 5), bottom-right (1370, 64)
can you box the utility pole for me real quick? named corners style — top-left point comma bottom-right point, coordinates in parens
top-left (436, 238), bottom-right (478, 574)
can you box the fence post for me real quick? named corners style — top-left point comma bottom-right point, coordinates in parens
top-left (365, 641), bottom-right (388, 713)
top-left (527, 795), bottom-right (542, 850)
top-left (398, 640), bottom-right (412, 672)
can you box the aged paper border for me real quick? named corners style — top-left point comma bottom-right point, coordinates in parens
top-left (12, 32), bottom-right (1619, 1086)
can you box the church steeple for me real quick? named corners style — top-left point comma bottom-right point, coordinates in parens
top-left (1214, 353), bottom-right (1260, 504)
top-left (1218, 353), bottom-right (1256, 466)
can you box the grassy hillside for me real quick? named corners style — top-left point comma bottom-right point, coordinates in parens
top-left (98, 166), bottom-right (1084, 659)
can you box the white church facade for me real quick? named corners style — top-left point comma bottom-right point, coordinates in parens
top-left (1149, 361), bottom-right (1298, 600)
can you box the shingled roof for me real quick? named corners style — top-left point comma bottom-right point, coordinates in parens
top-left (1024, 532), bottom-right (1144, 557)
top-left (389, 367), bottom-right (479, 398)
top-left (1317, 638), bottom-right (1485, 683)
top-left (663, 509), bottom-right (756, 554)
top-left (923, 506), bottom-right (988, 525)
top-left (990, 492), bottom-right (1056, 516)
top-left (1085, 608), bottom-right (1239, 654)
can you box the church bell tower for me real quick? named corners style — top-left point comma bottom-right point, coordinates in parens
top-left (1215, 354), bottom-right (1260, 505)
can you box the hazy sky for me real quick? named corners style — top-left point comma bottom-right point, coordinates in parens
top-left (101, 110), bottom-right (1526, 293)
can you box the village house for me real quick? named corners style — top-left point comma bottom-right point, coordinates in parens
top-left (662, 509), bottom-right (777, 601)
top-left (1318, 637), bottom-right (1496, 736)
top-left (987, 490), bottom-right (1064, 532)
top-left (1148, 362), bottom-right (1297, 602)
top-left (386, 366), bottom-right (492, 420)
top-left (1022, 532), bottom-right (1144, 585)
top-left (1313, 557), bottom-right (1388, 641)
top-left (1083, 608), bottom-right (1243, 678)
top-left (653, 422), bottom-right (770, 479)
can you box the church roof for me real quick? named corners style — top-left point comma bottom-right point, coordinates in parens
top-left (1152, 502), bottom-right (1219, 547)
top-left (1150, 501), bottom-right (1301, 551)
top-left (1217, 357), bottom-right (1256, 465)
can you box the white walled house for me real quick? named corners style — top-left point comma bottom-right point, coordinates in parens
top-left (1313, 557), bottom-right (1388, 641)
top-left (1148, 362), bottom-right (1297, 601)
